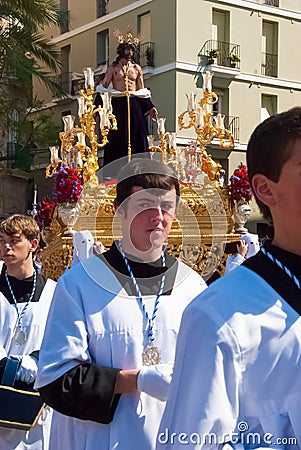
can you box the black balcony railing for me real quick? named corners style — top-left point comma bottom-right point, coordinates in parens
top-left (138, 42), bottom-right (155, 68)
top-left (221, 115), bottom-right (240, 142)
top-left (6, 142), bottom-right (35, 171)
top-left (53, 72), bottom-right (72, 96)
top-left (198, 40), bottom-right (241, 69)
top-left (147, 114), bottom-right (240, 142)
top-left (262, 0), bottom-right (279, 6)
top-left (261, 52), bottom-right (278, 77)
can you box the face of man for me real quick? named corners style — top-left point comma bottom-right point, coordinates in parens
top-left (0, 233), bottom-right (38, 268)
top-left (254, 138), bottom-right (301, 254)
top-left (122, 45), bottom-right (134, 60)
top-left (118, 186), bottom-right (177, 258)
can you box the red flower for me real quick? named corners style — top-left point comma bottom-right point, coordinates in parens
top-left (229, 163), bottom-right (253, 203)
top-left (35, 200), bottom-right (56, 228)
top-left (52, 165), bottom-right (83, 204)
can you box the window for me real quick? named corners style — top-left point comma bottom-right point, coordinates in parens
top-left (59, 46), bottom-right (71, 93)
top-left (261, 94), bottom-right (277, 122)
top-left (96, 0), bottom-right (107, 18)
top-left (138, 13), bottom-right (154, 67)
top-left (138, 12), bottom-right (150, 41)
top-left (60, 0), bottom-right (69, 33)
top-left (212, 9), bottom-right (231, 66)
top-left (97, 29), bottom-right (109, 66)
top-left (8, 109), bottom-right (18, 144)
top-left (262, 20), bottom-right (278, 77)
top-left (212, 10), bottom-right (229, 44)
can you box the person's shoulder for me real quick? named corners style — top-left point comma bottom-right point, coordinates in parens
top-left (177, 260), bottom-right (207, 285)
top-left (134, 63), bottom-right (143, 72)
top-left (110, 61), bottom-right (119, 68)
top-left (105, 63), bottom-right (115, 73)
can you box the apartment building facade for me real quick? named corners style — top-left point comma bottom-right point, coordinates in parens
top-left (32, 0), bottom-right (301, 219)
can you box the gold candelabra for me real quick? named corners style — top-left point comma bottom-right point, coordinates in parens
top-left (178, 71), bottom-right (234, 185)
top-left (46, 67), bottom-right (117, 187)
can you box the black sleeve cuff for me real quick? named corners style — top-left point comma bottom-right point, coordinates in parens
top-left (39, 364), bottom-right (121, 424)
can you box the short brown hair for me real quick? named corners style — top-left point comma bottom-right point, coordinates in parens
top-left (247, 107), bottom-right (301, 224)
top-left (0, 214), bottom-right (40, 242)
top-left (116, 158), bottom-right (180, 208)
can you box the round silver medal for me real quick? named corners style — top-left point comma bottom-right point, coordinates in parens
top-left (14, 328), bottom-right (27, 345)
top-left (142, 345), bottom-right (162, 366)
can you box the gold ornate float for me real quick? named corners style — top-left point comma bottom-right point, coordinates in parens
top-left (39, 68), bottom-right (238, 282)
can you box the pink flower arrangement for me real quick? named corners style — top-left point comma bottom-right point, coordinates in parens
top-left (229, 162), bottom-right (253, 203)
top-left (35, 200), bottom-right (56, 229)
top-left (52, 165), bottom-right (83, 204)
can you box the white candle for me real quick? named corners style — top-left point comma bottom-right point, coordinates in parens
top-left (169, 132), bottom-right (177, 148)
top-left (203, 103), bottom-right (211, 115)
top-left (102, 111), bottom-right (109, 128)
top-left (216, 113), bottom-right (225, 129)
top-left (77, 97), bottom-right (85, 117)
top-left (49, 146), bottom-right (59, 163)
top-left (77, 151), bottom-right (83, 167)
top-left (87, 67), bottom-right (94, 89)
top-left (202, 71), bottom-right (213, 92)
top-left (33, 185), bottom-right (37, 204)
top-left (196, 107), bottom-right (204, 127)
top-left (157, 118), bottom-right (166, 134)
top-left (147, 135), bottom-right (155, 148)
top-left (186, 92), bottom-right (197, 112)
top-left (84, 67), bottom-right (95, 89)
top-left (78, 132), bottom-right (86, 146)
top-left (108, 96), bottom-right (113, 114)
top-left (101, 92), bottom-right (110, 110)
top-left (62, 115), bottom-right (75, 132)
top-left (98, 110), bottom-right (104, 130)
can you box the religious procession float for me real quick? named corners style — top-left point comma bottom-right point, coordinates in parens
top-left (36, 52), bottom-right (253, 283)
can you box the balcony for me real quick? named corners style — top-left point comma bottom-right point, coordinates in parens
top-left (6, 142), bottom-right (35, 171)
top-left (54, 72), bottom-right (72, 96)
top-left (147, 114), bottom-right (240, 142)
top-left (138, 42), bottom-right (155, 69)
top-left (261, 52), bottom-right (278, 77)
top-left (217, 114), bottom-right (240, 142)
top-left (199, 40), bottom-right (241, 69)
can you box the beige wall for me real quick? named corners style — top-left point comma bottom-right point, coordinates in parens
top-left (32, 0), bottom-right (301, 182)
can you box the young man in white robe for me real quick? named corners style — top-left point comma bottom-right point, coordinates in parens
top-left (0, 214), bottom-right (56, 449)
top-left (156, 107), bottom-right (301, 450)
top-left (35, 159), bottom-right (207, 450)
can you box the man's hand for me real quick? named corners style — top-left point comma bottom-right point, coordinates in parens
top-left (236, 240), bottom-right (248, 258)
top-left (15, 355), bottom-right (38, 384)
top-left (145, 107), bottom-right (158, 121)
top-left (137, 364), bottom-right (173, 401)
top-left (93, 241), bottom-right (105, 255)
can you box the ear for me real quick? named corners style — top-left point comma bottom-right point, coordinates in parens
top-left (251, 174), bottom-right (276, 208)
top-left (114, 199), bottom-right (126, 218)
top-left (29, 239), bottom-right (39, 253)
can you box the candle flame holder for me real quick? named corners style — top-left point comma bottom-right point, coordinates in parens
top-left (178, 72), bottom-right (234, 185)
top-left (46, 68), bottom-right (117, 187)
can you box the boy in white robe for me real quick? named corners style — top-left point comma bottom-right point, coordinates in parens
top-left (0, 214), bottom-right (56, 450)
top-left (35, 159), bottom-right (207, 450)
top-left (157, 107), bottom-right (301, 450)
